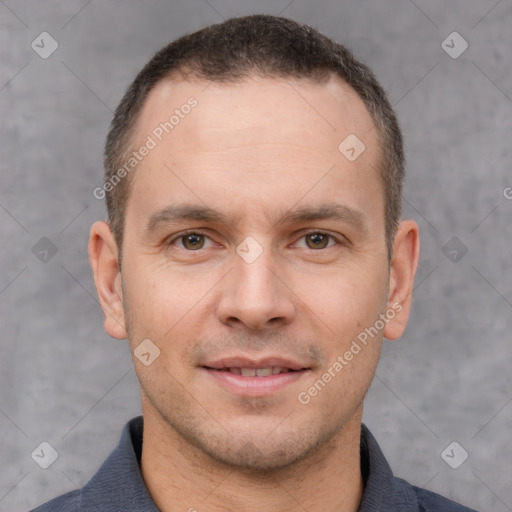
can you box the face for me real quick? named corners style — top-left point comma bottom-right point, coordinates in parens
top-left (94, 75), bottom-right (412, 471)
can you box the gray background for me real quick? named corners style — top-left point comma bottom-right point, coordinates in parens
top-left (1, 1), bottom-right (511, 511)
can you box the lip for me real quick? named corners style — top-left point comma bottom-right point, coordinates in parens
top-left (201, 355), bottom-right (310, 398)
top-left (203, 356), bottom-right (307, 371)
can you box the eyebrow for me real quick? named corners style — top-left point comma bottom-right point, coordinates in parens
top-left (145, 202), bottom-right (367, 233)
top-left (145, 205), bottom-right (228, 232)
top-left (275, 203), bottom-right (367, 231)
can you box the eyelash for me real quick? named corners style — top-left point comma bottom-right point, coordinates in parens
top-left (167, 230), bottom-right (344, 250)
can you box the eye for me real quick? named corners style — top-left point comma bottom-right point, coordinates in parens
top-left (170, 232), bottom-right (215, 251)
top-left (296, 231), bottom-right (338, 250)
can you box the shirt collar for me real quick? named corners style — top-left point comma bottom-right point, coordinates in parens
top-left (358, 424), bottom-right (419, 511)
top-left (80, 416), bottom-right (159, 511)
top-left (80, 416), bottom-right (418, 511)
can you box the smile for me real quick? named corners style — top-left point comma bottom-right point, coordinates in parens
top-left (201, 360), bottom-right (309, 397)
top-left (206, 366), bottom-right (297, 376)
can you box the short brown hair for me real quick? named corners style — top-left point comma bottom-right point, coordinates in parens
top-left (104, 14), bottom-right (404, 260)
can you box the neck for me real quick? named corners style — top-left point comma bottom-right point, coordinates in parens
top-left (140, 406), bottom-right (364, 512)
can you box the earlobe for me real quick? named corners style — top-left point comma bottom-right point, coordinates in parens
top-left (88, 221), bottom-right (128, 340)
top-left (383, 220), bottom-right (420, 341)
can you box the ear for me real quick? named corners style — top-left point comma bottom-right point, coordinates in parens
top-left (383, 220), bottom-right (420, 341)
top-left (88, 221), bottom-right (128, 340)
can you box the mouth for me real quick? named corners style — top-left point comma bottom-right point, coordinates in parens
top-left (201, 357), bottom-right (310, 397)
top-left (204, 366), bottom-right (300, 376)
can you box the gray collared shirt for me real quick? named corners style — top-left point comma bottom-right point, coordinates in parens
top-left (30, 416), bottom-right (478, 511)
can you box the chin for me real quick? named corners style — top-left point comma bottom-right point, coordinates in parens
top-left (185, 421), bottom-right (337, 472)
top-left (204, 439), bottom-right (311, 471)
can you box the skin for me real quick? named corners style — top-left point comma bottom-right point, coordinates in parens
top-left (89, 74), bottom-right (419, 512)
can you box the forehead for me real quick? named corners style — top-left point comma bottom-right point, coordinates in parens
top-left (125, 74), bottom-right (383, 231)
top-left (135, 73), bottom-right (378, 159)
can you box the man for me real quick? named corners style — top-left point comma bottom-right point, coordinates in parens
top-left (32, 14), bottom-right (477, 512)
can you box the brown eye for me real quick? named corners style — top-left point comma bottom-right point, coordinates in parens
top-left (181, 233), bottom-right (205, 250)
top-left (305, 232), bottom-right (330, 249)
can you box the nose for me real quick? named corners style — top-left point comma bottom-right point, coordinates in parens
top-left (216, 246), bottom-right (296, 331)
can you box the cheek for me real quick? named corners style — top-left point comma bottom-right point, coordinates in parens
top-left (294, 261), bottom-right (388, 337)
top-left (124, 258), bottom-right (203, 324)
top-left (123, 270), bottom-right (202, 386)
top-left (295, 271), bottom-right (385, 415)
top-left (121, 258), bottom-right (223, 371)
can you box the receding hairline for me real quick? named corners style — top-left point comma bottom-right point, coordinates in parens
top-left (127, 67), bottom-right (342, 144)
top-left (122, 68), bottom-right (384, 193)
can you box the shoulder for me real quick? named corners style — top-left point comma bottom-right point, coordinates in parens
top-left (402, 479), bottom-right (478, 512)
top-left (28, 416), bottom-right (153, 512)
top-left (360, 425), bottom-right (478, 512)
top-left (29, 489), bottom-right (81, 511)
